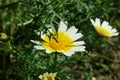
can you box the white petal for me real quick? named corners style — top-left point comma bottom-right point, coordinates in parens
top-left (63, 46), bottom-right (85, 56)
top-left (66, 26), bottom-right (78, 34)
top-left (95, 18), bottom-right (101, 26)
top-left (47, 25), bottom-right (56, 33)
top-left (74, 41), bottom-right (85, 45)
top-left (34, 45), bottom-right (44, 50)
top-left (51, 26), bottom-right (56, 33)
top-left (41, 31), bottom-right (46, 40)
top-left (111, 33), bottom-right (119, 36)
top-left (31, 40), bottom-right (41, 45)
top-left (90, 19), bottom-right (95, 26)
top-left (41, 34), bottom-right (50, 42)
top-left (34, 30), bottom-right (40, 36)
top-left (110, 29), bottom-right (117, 33)
top-left (63, 51), bottom-right (75, 56)
top-left (71, 46), bottom-right (85, 51)
top-left (58, 21), bottom-right (67, 32)
top-left (105, 25), bottom-right (112, 30)
top-left (45, 50), bottom-right (52, 54)
top-left (41, 34), bottom-right (46, 40)
top-left (71, 33), bottom-right (83, 41)
top-left (101, 21), bottom-right (109, 28)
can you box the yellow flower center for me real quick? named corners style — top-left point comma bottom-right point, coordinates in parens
top-left (47, 76), bottom-right (52, 80)
top-left (95, 26), bottom-right (111, 37)
top-left (42, 32), bottom-right (74, 52)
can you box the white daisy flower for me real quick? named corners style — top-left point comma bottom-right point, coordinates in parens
top-left (31, 21), bottom-right (85, 56)
top-left (90, 18), bottom-right (119, 37)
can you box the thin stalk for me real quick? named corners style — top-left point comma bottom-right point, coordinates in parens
top-left (53, 52), bottom-right (58, 67)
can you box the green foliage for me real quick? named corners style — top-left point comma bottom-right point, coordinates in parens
top-left (0, 0), bottom-right (120, 80)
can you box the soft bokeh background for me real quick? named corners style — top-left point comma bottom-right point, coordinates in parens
top-left (0, 0), bottom-right (120, 80)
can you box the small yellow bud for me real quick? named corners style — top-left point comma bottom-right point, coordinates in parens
top-left (0, 33), bottom-right (8, 40)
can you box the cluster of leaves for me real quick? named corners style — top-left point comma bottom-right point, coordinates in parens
top-left (0, 0), bottom-right (120, 80)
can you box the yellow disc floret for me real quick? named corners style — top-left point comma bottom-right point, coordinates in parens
top-left (95, 26), bottom-right (111, 37)
top-left (42, 31), bottom-right (74, 52)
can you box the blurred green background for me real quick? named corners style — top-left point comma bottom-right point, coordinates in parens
top-left (0, 0), bottom-right (120, 80)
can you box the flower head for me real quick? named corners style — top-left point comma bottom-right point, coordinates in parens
top-left (90, 18), bottom-right (119, 37)
top-left (39, 72), bottom-right (57, 80)
top-left (0, 33), bottom-right (8, 40)
top-left (31, 21), bottom-right (85, 56)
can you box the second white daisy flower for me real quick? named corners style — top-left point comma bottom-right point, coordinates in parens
top-left (90, 18), bottom-right (119, 37)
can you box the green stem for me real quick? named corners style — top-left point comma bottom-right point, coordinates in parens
top-left (53, 52), bottom-right (58, 67)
